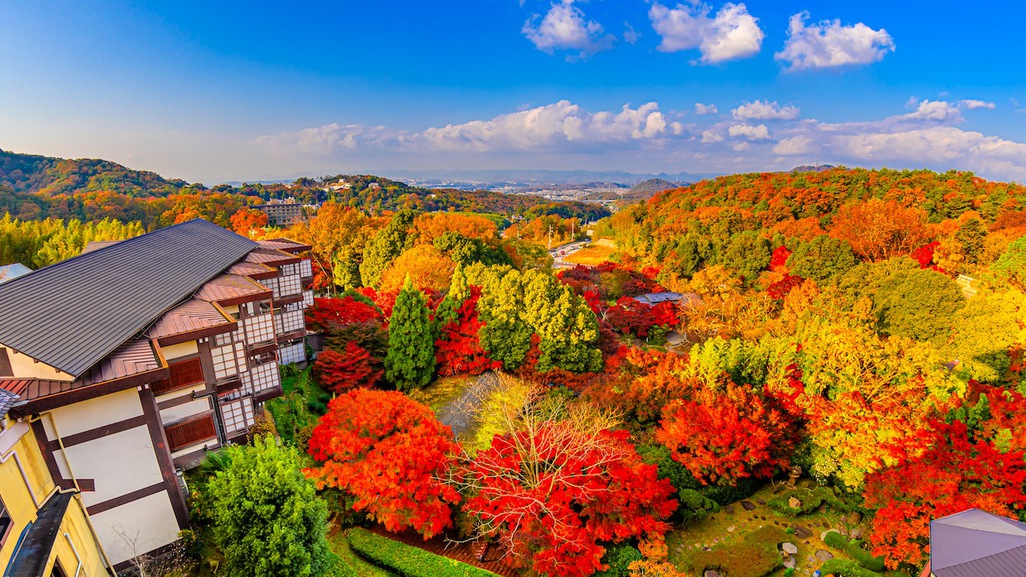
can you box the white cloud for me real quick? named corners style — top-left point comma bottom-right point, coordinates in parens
top-left (254, 123), bottom-right (398, 154)
top-left (733, 142), bottom-right (751, 151)
top-left (903, 99), bottom-right (961, 121)
top-left (728, 123), bottom-right (771, 140)
top-left (695, 103), bottom-right (718, 115)
top-left (960, 99), bottom-right (996, 110)
top-left (523, 0), bottom-right (615, 60)
top-left (775, 11), bottom-right (894, 71)
top-left (649, 2), bottom-right (764, 64)
top-left (732, 100), bottom-right (800, 121)
top-left (418, 100), bottom-right (677, 151)
top-left (624, 22), bottom-right (640, 45)
top-left (773, 135), bottom-right (812, 155)
top-left (701, 129), bottom-right (725, 143)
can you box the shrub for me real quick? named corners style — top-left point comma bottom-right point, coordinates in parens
top-left (822, 532), bottom-right (885, 572)
top-left (817, 559), bottom-right (883, 577)
top-left (767, 486), bottom-right (844, 516)
top-left (595, 543), bottom-right (643, 577)
top-left (700, 476), bottom-right (763, 506)
top-left (347, 528), bottom-right (498, 577)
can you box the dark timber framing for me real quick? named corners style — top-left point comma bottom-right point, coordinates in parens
top-left (138, 387), bottom-right (190, 528)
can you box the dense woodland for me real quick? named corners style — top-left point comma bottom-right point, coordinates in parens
top-left (7, 161), bottom-right (1026, 577)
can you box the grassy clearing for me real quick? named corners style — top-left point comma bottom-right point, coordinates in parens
top-left (266, 365), bottom-right (331, 448)
top-left (666, 483), bottom-right (884, 577)
top-left (564, 238), bottom-right (616, 266)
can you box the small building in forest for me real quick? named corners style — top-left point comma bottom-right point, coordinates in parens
top-left (921, 508), bottom-right (1026, 577)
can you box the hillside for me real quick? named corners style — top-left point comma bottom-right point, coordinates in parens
top-left (0, 150), bottom-right (609, 226)
top-left (621, 177), bottom-right (680, 202)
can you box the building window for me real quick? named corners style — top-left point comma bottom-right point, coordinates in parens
top-left (152, 358), bottom-right (204, 395)
top-left (165, 413), bottom-right (217, 452)
top-left (0, 495), bottom-right (12, 548)
top-left (0, 348), bottom-right (11, 377)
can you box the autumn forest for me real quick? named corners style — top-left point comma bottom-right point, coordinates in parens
top-left (4, 150), bottom-right (1026, 577)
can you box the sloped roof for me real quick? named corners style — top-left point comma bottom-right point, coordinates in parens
top-left (0, 219), bottom-right (256, 377)
top-left (147, 299), bottom-right (234, 341)
top-left (932, 508), bottom-right (1026, 577)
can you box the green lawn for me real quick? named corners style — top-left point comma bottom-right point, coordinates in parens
top-left (328, 529), bottom-right (396, 577)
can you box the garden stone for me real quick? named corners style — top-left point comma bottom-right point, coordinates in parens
top-left (782, 542), bottom-right (798, 555)
top-left (788, 496), bottom-right (803, 509)
top-left (704, 571), bottom-right (723, 577)
top-left (783, 556), bottom-right (797, 569)
top-left (758, 499), bottom-right (767, 505)
top-left (815, 549), bottom-right (834, 561)
top-left (850, 527), bottom-right (863, 540)
top-left (741, 500), bottom-right (756, 511)
top-left (727, 525), bottom-right (736, 532)
top-left (724, 505), bottom-right (734, 514)
top-left (848, 511), bottom-right (863, 525)
top-left (794, 526), bottom-right (813, 539)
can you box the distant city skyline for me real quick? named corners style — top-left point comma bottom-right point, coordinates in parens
top-left (3, 1), bottom-right (1026, 184)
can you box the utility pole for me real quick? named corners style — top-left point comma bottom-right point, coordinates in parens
top-left (548, 224), bottom-right (553, 250)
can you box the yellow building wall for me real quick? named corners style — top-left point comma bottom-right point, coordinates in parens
top-left (0, 343), bottom-right (74, 381)
top-left (0, 422), bottom-right (110, 576)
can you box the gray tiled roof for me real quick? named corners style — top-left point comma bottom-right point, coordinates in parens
top-left (0, 219), bottom-right (257, 377)
top-left (932, 508), bottom-right (1026, 577)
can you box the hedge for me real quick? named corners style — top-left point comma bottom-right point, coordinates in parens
top-left (767, 486), bottom-right (844, 517)
top-left (347, 528), bottom-right (499, 577)
top-left (822, 532), bottom-right (886, 571)
top-left (818, 558), bottom-right (883, 577)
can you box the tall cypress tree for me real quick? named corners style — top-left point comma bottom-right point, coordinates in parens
top-left (360, 208), bottom-right (415, 288)
top-left (385, 278), bottom-right (436, 391)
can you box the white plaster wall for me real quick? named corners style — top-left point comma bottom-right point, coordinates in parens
top-left (160, 341), bottom-right (198, 361)
top-left (160, 398), bottom-right (212, 424)
top-left (44, 388), bottom-right (143, 437)
top-left (155, 384), bottom-right (204, 404)
top-left (89, 491), bottom-right (181, 566)
top-left (67, 427), bottom-right (164, 507)
top-left (171, 438), bottom-right (218, 460)
top-left (0, 343), bottom-right (74, 380)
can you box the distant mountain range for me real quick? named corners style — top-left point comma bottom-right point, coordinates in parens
top-left (377, 168), bottom-right (720, 188)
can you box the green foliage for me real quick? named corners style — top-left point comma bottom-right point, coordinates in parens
top-left (718, 230), bottom-right (771, 284)
top-left (823, 532), bottom-right (886, 571)
top-left (266, 366), bottom-right (326, 447)
top-left (594, 543), bottom-right (643, 577)
top-left (433, 232), bottom-right (512, 267)
top-left (786, 235), bottom-right (858, 281)
top-left (360, 208), bottom-right (415, 287)
top-left (767, 486), bottom-right (845, 516)
top-left (993, 235), bottom-right (1026, 289)
top-left (686, 337), bottom-right (773, 388)
top-left (0, 214), bottom-right (144, 267)
top-left (385, 280), bottom-right (436, 391)
top-left (207, 436), bottom-right (331, 577)
top-left (347, 528), bottom-right (498, 577)
top-left (699, 477), bottom-right (764, 507)
top-left (685, 525), bottom-right (787, 577)
top-left (817, 559), bottom-right (883, 577)
top-left (677, 489), bottom-right (719, 523)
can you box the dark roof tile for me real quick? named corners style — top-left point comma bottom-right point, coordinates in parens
top-left (0, 219), bottom-right (256, 377)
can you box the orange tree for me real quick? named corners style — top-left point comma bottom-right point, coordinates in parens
top-left (306, 390), bottom-right (460, 538)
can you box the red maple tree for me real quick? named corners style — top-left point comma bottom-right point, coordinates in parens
top-left (463, 424), bottom-right (677, 577)
top-left (435, 288), bottom-right (501, 377)
top-left (863, 419), bottom-right (1026, 570)
top-left (312, 342), bottom-right (383, 393)
top-left (304, 296), bottom-right (381, 332)
top-left (306, 390), bottom-right (460, 538)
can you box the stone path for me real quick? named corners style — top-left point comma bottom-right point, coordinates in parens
top-left (435, 371), bottom-right (502, 438)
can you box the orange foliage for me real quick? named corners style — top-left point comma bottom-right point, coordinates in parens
top-left (378, 245), bottom-right (456, 294)
top-left (828, 198), bottom-right (933, 261)
top-left (413, 212), bottom-right (498, 244)
top-left (229, 207), bottom-right (268, 236)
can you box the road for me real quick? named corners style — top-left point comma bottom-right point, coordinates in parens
top-left (549, 240), bottom-right (589, 269)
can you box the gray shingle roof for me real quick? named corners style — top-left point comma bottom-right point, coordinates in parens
top-left (932, 508), bottom-right (1026, 577)
top-left (0, 219), bottom-right (257, 377)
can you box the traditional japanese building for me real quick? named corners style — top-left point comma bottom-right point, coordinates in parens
top-left (921, 508), bottom-right (1026, 577)
top-left (0, 219), bottom-right (313, 571)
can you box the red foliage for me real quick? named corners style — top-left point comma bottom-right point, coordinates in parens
top-left (312, 342), bottom-right (383, 393)
top-left (769, 245), bottom-right (791, 271)
top-left (306, 390), bottom-right (460, 538)
top-left (605, 297), bottom-right (658, 338)
top-left (766, 274), bottom-right (804, 300)
top-left (915, 242), bottom-right (939, 268)
top-left (464, 426), bottom-right (677, 577)
top-left (656, 382), bottom-right (795, 485)
top-left (583, 348), bottom-right (693, 427)
top-left (863, 420), bottom-right (1026, 570)
top-left (435, 288), bottom-right (501, 377)
top-left (305, 297), bottom-right (381, 332)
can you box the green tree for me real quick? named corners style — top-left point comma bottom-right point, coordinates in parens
top-left (718, 230), bottom-right (771, 284)
top-left (947, 290), bottom-right (1023, 382)
top-left (992, 235), bottom-right (1026, 289)
top-left (360, 208), bottom-right (415, 287)
top-left (385, 278), bottom-right (436, 390)
top-left (207, 436), bottom-right (330, 577)
top-left (786, 234), bottom-right (858, 282)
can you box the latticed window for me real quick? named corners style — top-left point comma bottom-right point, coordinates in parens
top-left (243, 361), bottom-right (281, 395)
top-left (300, 259), bottom-right (313, 278)
top-left (276, 307), bottom-right (305, 334)
top-left (220, 397), bottom-right (254, 436)
top-left (211, 331), bottom-right (247, 379)
top-left (243, 312), bottom-right (275, 345)
top-left (165, 413), bottom-right (217, 452)
top-left (152, 358), bottom-right (204, 395)
top-left (276, 273), bottom-right (302, 297)
top-left (279, 342), bottom-right (305, 365)
top-left (302, 289), bottom-right (314, 309)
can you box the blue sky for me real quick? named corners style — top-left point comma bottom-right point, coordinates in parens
top-left (3, 0), bottom-right (1026, 184)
